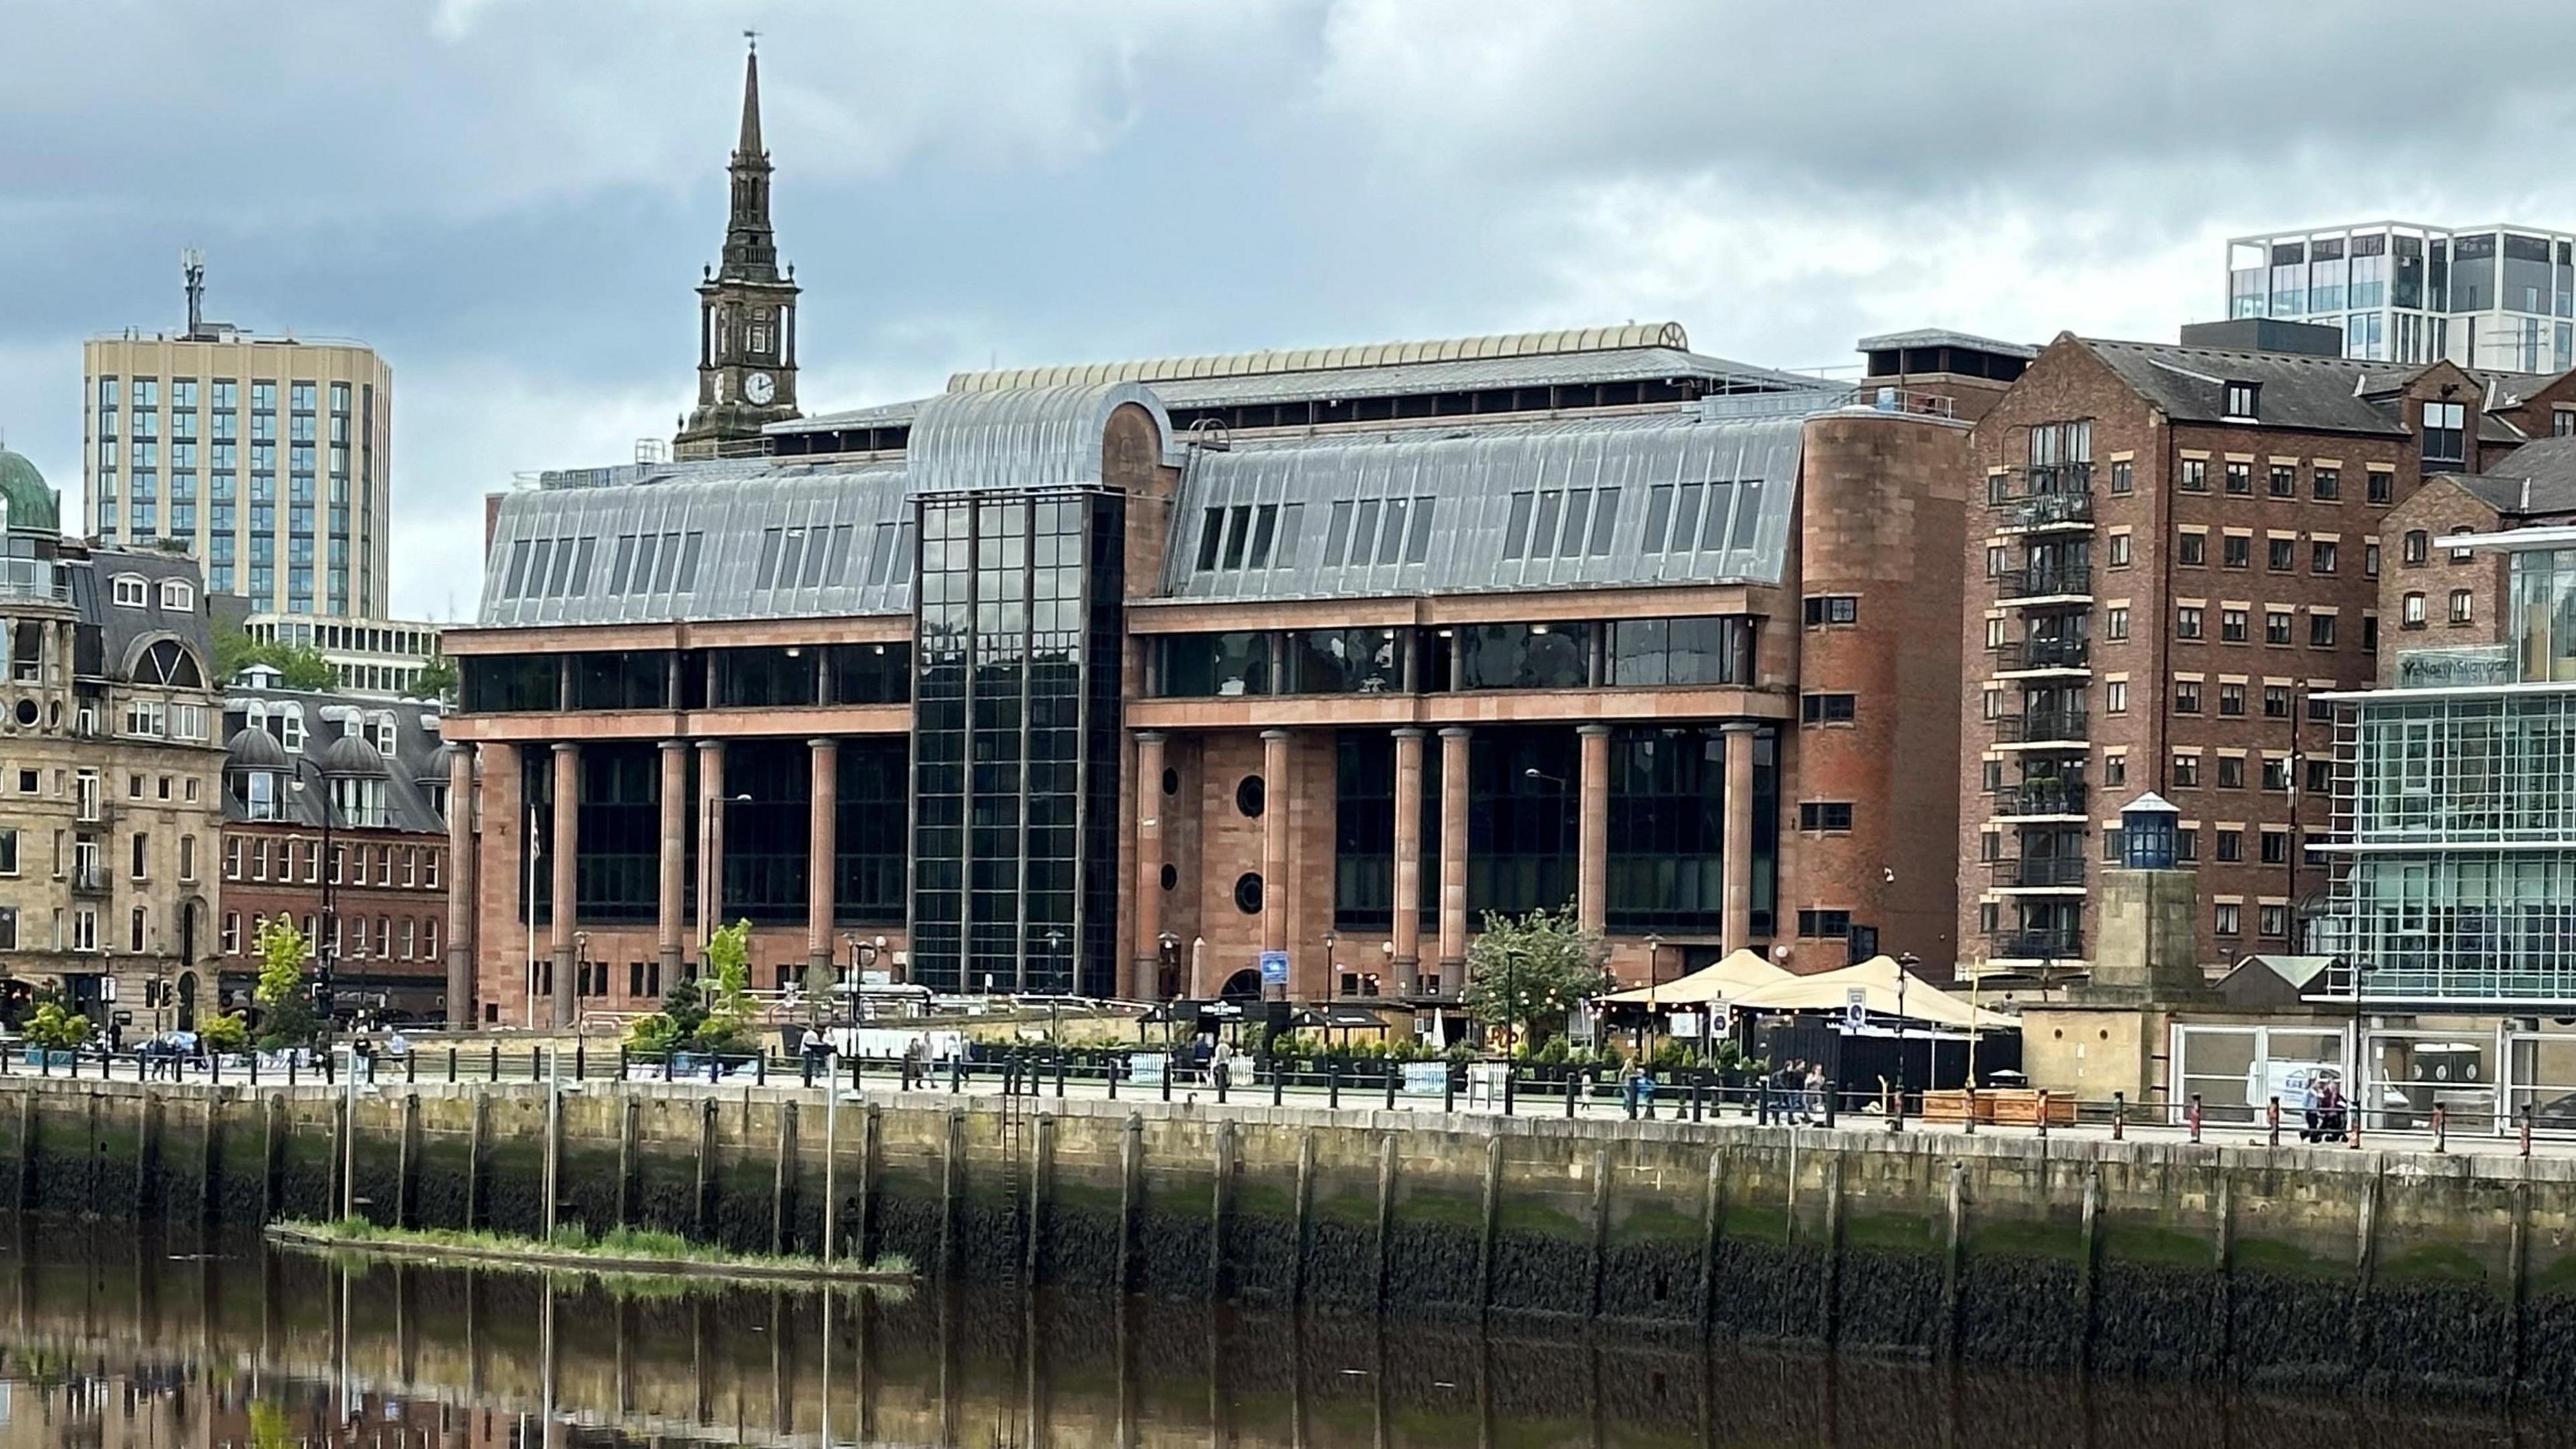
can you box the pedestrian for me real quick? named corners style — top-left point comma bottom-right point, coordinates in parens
top-left (2300, 1074), bottom-right (2325, 1142)
top-left (1804, 1063), bottom-right (1827, 1122)
top-left (1638, 1065), bottom-right (1659, 1120)
top-left (2320, 1076), bottom-right (2348, 1142)
top-left (1211, 1038), bottom-right (1234, 1092)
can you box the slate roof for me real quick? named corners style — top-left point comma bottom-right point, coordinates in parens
top-left (2447, 436), bottom-right (2576, 517)
top-left (74, 545), bottom-right (215, 685)
top-left (219, 684), bottom-right (449, 835)
top-left (2078, 338), bottom-right (2414, 436)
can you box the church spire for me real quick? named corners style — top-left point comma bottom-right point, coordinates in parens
top-left (735, 34), bottom-right (764, 160)
top-left (719, 32), bottom-right (777, 283)
top-left (676, 33), bottom-right (800, 460)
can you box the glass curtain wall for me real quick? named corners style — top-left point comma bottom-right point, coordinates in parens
top-left (835, 739), bottom-right (908, 925)
top-left (1605, 726), bottom-right (1726, 932)
top-left (574, 743), bottom-right (659, 924)
top-left (911, 490), bottom-right (1121, 995)
top-left (723, 740), bottom-right (809, 925)
top-left (1333, 730), bottom-right (1440, 930)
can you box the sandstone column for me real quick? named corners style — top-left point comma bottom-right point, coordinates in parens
top-left (696, 740), bottom-right (728, 950)
top-left (1260, 729), bottom-right (1291, 996)
top-left (1577, 724), bottom-right (1611, 938)
top-left (1438, 727), bottom-right (1471, 986)
top-left (1132, 731), bottom-right (1168, 1002)
top-left (444, 744), bottom-right (477, 1029)
top-left (808, 737), bottom-right (839, 985)
top-left (549, 741), bottom-right (580, 1028)
top-left (1391, 728), bottom-right (1426, 994)
top-left (657, 740), bottom-right (687, 990)
top-left (1721, 721), bottom-right (1759, 954)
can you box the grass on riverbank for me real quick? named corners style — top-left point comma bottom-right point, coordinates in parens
top-left (272, 1217), bottom-right (914, 1281)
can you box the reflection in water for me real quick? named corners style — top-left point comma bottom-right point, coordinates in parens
top-left (0, 1221), bottom-right (2552, 1448)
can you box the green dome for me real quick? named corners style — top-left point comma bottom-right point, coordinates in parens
top-left (0, 448), bottom-right (57, 535)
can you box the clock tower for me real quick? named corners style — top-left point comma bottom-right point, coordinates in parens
top-left (675, 36), bottom-right (801, 459)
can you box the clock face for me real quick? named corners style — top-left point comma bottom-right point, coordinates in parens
top-left (743, 371), bottom-right (777, 405)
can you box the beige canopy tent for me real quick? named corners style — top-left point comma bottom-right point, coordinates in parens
top-left (1599, 949), bottom-right (1790, 1006)
top-left (1729, 954), bottom-right (2015, 1030)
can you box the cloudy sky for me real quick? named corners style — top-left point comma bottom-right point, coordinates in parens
top-left (5, 1), bottom-right (2575, 620)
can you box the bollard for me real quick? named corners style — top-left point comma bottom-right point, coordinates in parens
top-left (211, 1053), bottom-right (222, 1087)
top-left (1690, 1073), bottom-right (1705, 1124)
top-left (1822, 1079), bottom-right (1837, 1130)
top-left (1108, 1059), bottom-right (1119, 1099)
top-left (1564, 1072), bottom-right (1578, 1118)
top-left (1055, 1052), bottom-right (1067, 1098)
top-left (756, 1052), bottom-right (767, 1087)
top-left (37, 1049), bottom-right (47, 1079)
top-left (288, 1055), bottom-right (299, 1088)
top-left (249, 1053), bottom-right (258, 1087)
top-left (2267, 1095), bottom-right (2281, 1148)
top-left (2112, 1091), bottom-right (2125, 1140)
top-left (2432, 1105), bottom-right (2447, 1153)
top-left (1216, 1064), bottom-right (1228, 1106)
top-left (2188, 1093), bottom-right (2203, 1144)
top-left (2523, 1106), bottom-right (2535, 1158)
top-left (1444, 1068), bottom-right (1457, 1114)
top-left (529, 1046), bottom-right (540, 1081)
top-left (1161, 1059), bottom-right (1173, 1103)
top-left (1503, 1064), bottom-right (1517, 1116)
top-left (619, 1046), bottom-right (630, 1081)
top-left (489, 1044), bottom-right (500, 1081)
top-left (574, 1042), bottom-right (585, 1079)
top-left (1384, 1065), bottom-right (1397, 1111)
top-left (1329, 1062), bottom-right (1342, 1110)
top-left (449, 1046), bottom-right (458, 1083)
top-left (949, 1056), bottom-right (963, 1093)
top-left (663, 1050), bottom-right (675, 1083)
top-left (1270, 1060), bottom-right (1283, 1106)
top-left (1964, 1086), bottom-right (1978, 1134)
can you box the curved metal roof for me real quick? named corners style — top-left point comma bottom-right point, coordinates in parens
top-left (906, 382), bottom-right (1177, 496)
top-left (946, 323), bottom-right (1690, 393)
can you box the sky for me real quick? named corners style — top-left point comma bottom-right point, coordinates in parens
top-left (7, 0), bottom-right (2576, 621)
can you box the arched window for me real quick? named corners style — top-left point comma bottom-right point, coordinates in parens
top-left (136, 639), bottom-right (204, 689)
top-left (158, 578), bottom-right (193, 611)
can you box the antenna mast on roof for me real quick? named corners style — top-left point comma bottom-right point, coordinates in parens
top-left (181, 248), bottom-right (207, 338)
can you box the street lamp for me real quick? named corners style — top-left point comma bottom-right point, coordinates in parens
top-left (572, 930), bottom-right (590, 1026)
top-left (1638, 934), bottom-right (1664, 1053)
top-left (696, 790), bottom-right (756, 952)
top-left (1323, 931), bottom-right (1339, 998)
top-left (1895, 952), bottom-right (1921, 1130)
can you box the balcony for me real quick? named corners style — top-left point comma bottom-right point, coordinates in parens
top-left (1991, 857), bottom-right (2086, 890)
top-left (1988, 463), bottom-right (2092, 510)
top-left (1994, 635), bottom-right (2090, 673)
top-left (0, 558), bottom-right (71, 606)
top-left (1994, 708), bottom-right (2089, 745)
top-left (68, 863), bottom-right (111, 896)
top-left (1988, 927), bottom-right (2086, 961)
top-left (1995, 779), bottom-right (2088, 818)
top-left (1997, 563), bottom-right (2092, 601)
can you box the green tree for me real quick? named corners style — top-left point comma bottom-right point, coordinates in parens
top-left (251, 914), bottom-right (320, 1050)
top-left (411, 653), bottom-right (458, 702)
top-left (1460, 905), bottom-right (1613, 1051)
top-left (199, 1012), bottom-right (250, 1054)
top-left (21, 1000), bottom-right (91, 1053)
top-left (214, 627), bottom-right (337, 691)
top-left (692, 919), bottom-right (755, 1051)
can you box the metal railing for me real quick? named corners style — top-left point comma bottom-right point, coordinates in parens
top-left (1994, 635), bottom-right (2090, 671)
top-left (1997, 563), bottom-right (2093, 599)
top-left (1991, 856), bottom-right (2086, 888)
top-left (1989, 928), bottom-right (2084, 960)
top-left (1996, 780), bottom-right (2087, 817)
top-left (1995, 708), bottom-right (2089, 744)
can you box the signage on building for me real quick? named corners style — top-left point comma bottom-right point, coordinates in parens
top-left (2396, 644), bottom-right (2514, 690)
top-left (1258, 950), bottom-right (1289, 987)
top-left (1844, 987), bottom-right (1868, 1031)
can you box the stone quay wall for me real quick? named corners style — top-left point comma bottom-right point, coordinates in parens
top-left (3, 1076), bottom-right (2568, 1399)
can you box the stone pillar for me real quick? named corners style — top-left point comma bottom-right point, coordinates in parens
top-left (1577, 724), bottom-right (1611, 938)
top-left (1132, 732), bottom-right (1168, 1001)
top-left (1390, 729), bottom-right (1425, 994)
top-left (696, 741), bottom-right (727, 948)
top-left (808, 737), bottom-right (839, 981)
top-left (549, 741), bottom-right (580, 1028)
top-left (1438, 727), bottom-right (1470, 981)
top-left (657, 741), bottom-right (687, 988)
top-left (1721, 722), bottom-right (1759, 954)
top-left (444, 743), bottom-right (476, 1029)
top-left (1260, 730), bottom-right (1291, 991)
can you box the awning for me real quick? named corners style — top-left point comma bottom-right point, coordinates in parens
top-left (1731, 955), bottom-right (2015, 1030)
top-left (1599, 949), bottom-right (1790, 1005)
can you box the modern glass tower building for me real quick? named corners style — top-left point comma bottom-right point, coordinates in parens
top-left (2228, 221), bottom-right (2576, 372)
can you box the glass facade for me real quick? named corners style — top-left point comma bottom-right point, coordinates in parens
top-left (2232, 225), bottom-right (2576, 370)
top-left (911, 490), bottom-right (1124, 996)
top-left (1332, 731), bottom-right (1440, 930)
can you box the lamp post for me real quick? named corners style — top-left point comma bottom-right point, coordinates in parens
top-left (1638, 934), bottom-right (1664, 1054)
top-left (1042, 928), bottom-right (1067, 1042)
top-left (572, 930), bottom-right (590, 1028)
top-left (1895, 951), bottom-right (1919, 1129)
top-left (697, 790), bottom-right (755, 952)
top-left (1323, 931), bottom-right (1339, 998)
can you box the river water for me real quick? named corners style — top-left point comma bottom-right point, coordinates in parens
top-left (0, 1222), bottom-right (2556, 1448)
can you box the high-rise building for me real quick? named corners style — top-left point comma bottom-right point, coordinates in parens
top-left (2227, 221), bottom-right (2576, 372)
top-left (672, 40), bottom-right (801, 460)
top-left (83, 252), bottom-right (393, 617)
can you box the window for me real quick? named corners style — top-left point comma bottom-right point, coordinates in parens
top-left (2103, 754), bottom-right (2127, 788)
top-left (2222, 535), bottom-right (2251, 568)
top-left (2306, 758), bottom-right (2334, 794)
top-left (2368, 469), bottom-right (2393, 504)
top-left (1802, 595), bottom-right (1858, 627)
top-left (2224, 461), bottom-right (2253, 496)
top-left (129, 832), bottom-right (148, 880)
top-left (2557, 408), bottom-right (2576, 438)
top-left (2365, 541), bottom-right (2381, 577)
top-left (0, 828), bottom-right (11, 876)
top-left (158, 579), bottom-right (192, 610)
top-left (2312, 466), bottom-right (2340, 500)
top-left (2312, 540), bottom-right (2338, 574)
top-left (424, 918), bottom-right (440, 958)
top-left (2269, 465), bottom-right (2296, 498)
top-left (110, 575), bottom-right (147, 607)
top-left (2225, 382), bottom-right (2259, 418)
top-left (2262, 684), bottom-right (2290, 717)
top-left (2450, 588), bottom-right (2475, 623)
top-left (2422, 400), bottom-right (2466, 463)
top-left (1984, 617), bottom-right (2007, 649)
top-left (2402, 530), bottom-right (2430, 565)
top-left (2265, 610), bottom-right (2292, 645)
top-left (2402, 592), bottom-right (2427, 629)
top-left (1798, 802), bottom-right (1854, 833)
top-left (2216, 830), bottom-right (2244, 863)
top-left (2178, 532), bottom-right (2207, 566)
top-left (1796, 910), bottom-right (1853, 941)
top-left (2177, 606), bottom-right (2205, 639)
top-left (2218, 682), bottom-right (2246, 715)
top-left (2267, 537), bottom-right (2294, 572)
top-left (2110, 460), bottom-right (2133, 494)
top-left (2175, 680), bottom-right (2202, 713)
top-left (2105, 606), bottom-right (2130, 641)
top-left (1799, 693), bottom-right (1856, 724)
top-left (178, 835), bottom-right (195, 881)
top-left (2363, 614), bottom-right (2380, 651)
top-left (2259, 904), bottom-right (2288, 940)
top-left (1986, 545), bottom-right (2008, 577)
top-left (2215, 903), bottom-right (2242, 937)
top-left (2261, 757), bottom-right (2292, 791)
top-left (2449, 528), bottom-right (2477, 563)
top-left (2178, 458), bottom-right (2208, 492)
top-left (2220, 608), bottom-right (2248, 642)
top-left (2107, 533), bottom-right (2131, 568)
top-left (2214, 755), bottom-right (2244, 789)
top-left (2310, 613), bottom-right (2338, 648)
top-left (224, 837), bottom-right (241, 879)
top-left (2176, 828), bottom-right (2199, 862)
top-left (2104, 680), bottom-right (2128, 714)
top-left (2171, 753), bottom-right (2202, 788)
top-left (129, 906), bottom-right (147, 953)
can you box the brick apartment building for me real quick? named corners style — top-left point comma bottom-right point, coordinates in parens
top-left (217, 677), bottom-right (454, 1022)
top-left (1962, 317), bottom-right (2576, 984)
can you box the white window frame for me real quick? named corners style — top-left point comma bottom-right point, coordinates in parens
top-left (109, 575), bottom-right (148, 608)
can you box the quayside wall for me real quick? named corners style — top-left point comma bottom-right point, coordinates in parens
top-left (3, 1077), bottom-right (2566, 1399)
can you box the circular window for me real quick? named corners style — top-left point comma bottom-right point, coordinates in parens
top-left (1161, 863), bottom-right (1178, 892)
top-left (1162, 767), bottom-right (1179, 797)
top-left (1236, 775), bottom-right (1266, 818)
top-left (1234, 872), bottom-right (1264, 914)
top-left (11, 699), bottom-right (32, 727)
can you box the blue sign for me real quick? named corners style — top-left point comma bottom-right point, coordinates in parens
top-left (1258, 949), bottom-right (1289, 986)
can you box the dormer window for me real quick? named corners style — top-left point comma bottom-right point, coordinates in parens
top-left (110, 575), bottom-right (147, 608)
top-left (2224, 381), bottom-right (2260, 419)
top-left (370, 712), bottom-right (398, 755)
top-left (158, 579), bottom-right (192, 611)
top-left (2422, 400), bottom-right (2467, 464)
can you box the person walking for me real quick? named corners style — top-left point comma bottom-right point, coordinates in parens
top-left (1804, 1063), bottom-right (1828, 1123)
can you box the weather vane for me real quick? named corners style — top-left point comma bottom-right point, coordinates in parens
top-left (744, 28), bottom-right (757, 53)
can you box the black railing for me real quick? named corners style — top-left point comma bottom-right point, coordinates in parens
top-left (1995, 708), bottom-right (2088, 744)
top-left (1998, 780), bottom-right (2087, 817)
top-left (1994, 635), bottom-right (2090, 671)
top-left (1988, 462), bottom-right (2093, 509)
top-left (1998, 563), bottom-right (2092, 599)
top-left (2010, 486), bottom-right (2094, 530)
top-left (1991, 857), bottom-right (2086, 888)
top-left (1989, 927), bottom-right (2084, 959)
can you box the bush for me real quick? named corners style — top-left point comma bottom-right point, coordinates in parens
top-left (22, 1002), bottom-right (89, 1052)
top-left (199, 1013), bottom-right (250, 1053)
